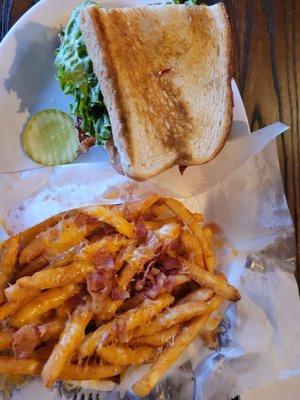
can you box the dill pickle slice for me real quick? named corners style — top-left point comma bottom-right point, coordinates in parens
top-left (22, 109), bottom-right (79, 166)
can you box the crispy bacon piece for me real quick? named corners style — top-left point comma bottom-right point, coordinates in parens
top-left (86, 251), bottom-right (115, 312)
top-left (64, 295), bottom-right (83, 313)
top-left (87, 224), bottom-right (116, 243)
top-left (110, 286), bottom-right (128, 301)
top-left (160, 254), bottom-right (181, 272)
top-left (12, 325), bottom-right (41, 359)
top-left (135, 218), bottom-right (148, 244)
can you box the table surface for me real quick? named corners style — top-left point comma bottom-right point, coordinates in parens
top-left (0, 0), bottom-right (299, 286)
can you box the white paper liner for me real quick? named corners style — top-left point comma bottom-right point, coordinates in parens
top-left (0, 129), bottom-right (299, 400)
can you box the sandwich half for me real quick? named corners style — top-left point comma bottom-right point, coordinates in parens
top-left (80, 3), bottom-right (233, 180)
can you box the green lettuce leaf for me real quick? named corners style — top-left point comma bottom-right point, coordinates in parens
top-left (54, 1), bottom-right (111, 145)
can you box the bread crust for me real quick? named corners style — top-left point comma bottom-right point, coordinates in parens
top-left (80, 4), bottom-right (233, 180)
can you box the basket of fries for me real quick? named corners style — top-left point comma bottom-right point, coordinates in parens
top-left (0, 195), bottom-right (240, 397)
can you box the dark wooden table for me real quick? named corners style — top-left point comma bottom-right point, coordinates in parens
top-left (1, 0), bottom-right (299, 285)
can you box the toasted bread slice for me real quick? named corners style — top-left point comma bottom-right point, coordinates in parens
top-left (80, 4), bottom-right (233, 180)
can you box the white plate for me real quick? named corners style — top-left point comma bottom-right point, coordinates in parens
top-left (0, 0), bottom-right (249, 175)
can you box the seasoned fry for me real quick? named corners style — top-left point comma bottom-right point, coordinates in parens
top-left (201, 330), bottom-right (219, 349)
top-left (181, 231), bottom-right (204, 267)
top-left (41, 304), bottom-right (93, 388)
top-left (99, 344), bottom-right (156, 365)
top-left (16, 261), bottom-right (94, 291)
top-left (177, 288), bottom-right (214, 305)
top-left (76, 234), bottom-right (128, 262)
top-left (0, 330), bottom-right (13, 351)
top-left (118, 194), bottom-right (160, 220)
top-left (83, 205), bottom-right (134, 238)
top-left (113, 293), bottom-right (174, 343)
top-left (182, 260), bottom-right (240, 302)
top-left (15, 256), bottom-right (48, 280)
top-left (79, 321), bottom-right (113, 358)
top-left (0, 236), bottom-right (20, 303)
top-left (151, 204), bottom-right (173, 219)
top-left (38, 318), bottom-right (65, 341)
top-left (130, 300), bottom-right (209, 339)
top-left (10, 284), bottom-right (80, 328)
top-left (79, 294), bottom-right (173, 357)
top-left (131, 325), bottom-right (181, 347)
top-left (132, 296), bottom-right (223, 397)
top-left (164, 198), bottom-right (216, 271)
top-left (0, 356), bottom-right (42, 375)
top-left (59, 363), bottom-right (124, 381)
top-left (0, 300), bottom-right (22, 321)
top-left (145, 217), bottom-right (179, 230)
top-left (4, 284), bottom-right (39, 303)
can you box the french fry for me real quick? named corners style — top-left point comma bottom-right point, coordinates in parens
top-left (56, 302), bottom-right (73, 320)
top-left (0, 330), bottom-right (13, 351)
top-left (38, 318), bottom-right (65, 341)
top-left (138, 194), bottom-right (160, 216)
top-left (99, 344), bottom-right (156, 365)
top-left (181, 231), bottom-right (204, 268)
top-left (15, 261), bottom-right (94, 291)
top-left (14, 256), bottom-right (48, 280)
top-left (79, 294), bottom-right (173, 358)
top-left (151, 204), bottom-right (174, 219)
top-left (18, 236), bottom-right (45, 266)
top-left (59, 363), bottom-right (124, 381)
top-left (100, 274), bottom-right (190, 322)
top-left (82, 205), bottom-right (134, 238)
top-left (76, 234), bottom-right (128, 261)
top-left (113, 293), bottom-right (174, 343)
top-left (145, 217), bottom-right (179, 230)
top-left (41, 304), bottom-right (93, 388)
top-left (130, 300), bottom-right (209, 339)
top-left (177, 288), bottom-right (214, 305)
top-left (19, 214), bottom-right (100, 265)
top-left (0, 300), bottom-right (23, 321)
top-left (164, 198), bottom-right (216, 271)
top-left (0, 356), bottom-right (42, 375)
top-left (182, 260), bottom-right (240, 302)
top-left (201, 330), bottom-right (219, 349)
top-left (203, 226), bottom-right (213, 246)
top-left (200, 310), bottom-right (223, 349)
top-left (10, 283), bottom-right (80, 328)
top-left (118, 194), bottom-right (160, 220)
top-left (4, 284), bottom-right (40, 303)
top-left (0, 236), bottom-right (20, 303)
top-left (79, 321), bottom-right (113, 358)
top-left (193, 213), bottom-right (204, 223)
top-left (132, 296), bottom-right (223, 397)
top-left (131, 325), bottom-right (181, 347)
top-left (118, 292), bottom-right (145, 313)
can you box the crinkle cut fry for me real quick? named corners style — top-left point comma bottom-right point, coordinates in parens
top-left (0, 235), bottom-right (20, 303)
top-left (78, 293), bottom-right (174, 358)
top-left (41, 303), bottom-right (93, 388)
top-left (182, 259), bottom-right (240, 302)
top-left (132, 296), bottom-right (224, 397)
top-left (164, 197), bottom-right (216, 271)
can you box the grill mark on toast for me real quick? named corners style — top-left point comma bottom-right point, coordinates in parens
top-left (87, 7), bottom-right (133, 161)
top-left (107, 8), bottom-right (194, 162)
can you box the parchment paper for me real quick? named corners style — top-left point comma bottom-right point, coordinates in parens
top-left (0, 121), bottom-right (299, 400)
